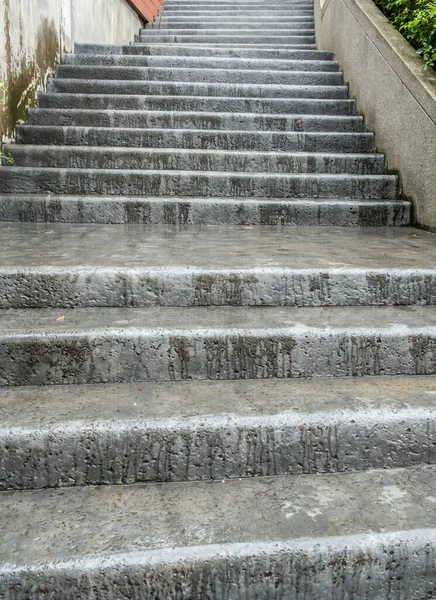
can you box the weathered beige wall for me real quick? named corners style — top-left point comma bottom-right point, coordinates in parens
top-left (317, 0), bottom-right (436, 231)
top-left (0, 0), bottom-right (143, 141)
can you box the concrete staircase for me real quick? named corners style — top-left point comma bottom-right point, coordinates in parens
top-left (0, 0), bottom-right (436, 597)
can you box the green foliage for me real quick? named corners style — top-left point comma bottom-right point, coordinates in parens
top-left (374, 0), bottom-right (436, 70)
top-left (0, 82), bottom-right (14, 165)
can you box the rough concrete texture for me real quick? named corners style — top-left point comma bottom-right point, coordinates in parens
top-left (65, 55), bottom-right (337, 72)
top-left (55, 65), bottom-right (338, 86)
top-left (37, 93), bottom-right (356, 114)
top-left (0, 169), bottom-right (398, 199)
top-left (1, 376), bottom-right (436, 489)
top-left (0, 223), bottom-right (434, 308)
top-left (27, 112), bottom-right (363, 132)
top-left (73, 43), bottom-right (334, 59)
top-left (0, 195), bottom-right (411, 226)
top-left (0, 0), bottom-right (142, 142)
top-left (144, 21), bottom-right (315, 30)
top-left (8, 148), bottom-right (388, 173)
top-left (14, 128), bottom-right (373, 151)
top-left (137, 35), bottom-right (316, 44)
top-left (1, 466), bottom-right (436, 598)
top-left (0, 0), bottom-right (410, 224)
top-left (0, 0), bottom-right (436, 595)
top-left (47, 79), bottom-right (348, 98)
top-left (0, 305), bottom-right (436, 385)
top-left (140, 27), bottom-right (316, 35)
top-left (317, 0), bottom-right (436, 231)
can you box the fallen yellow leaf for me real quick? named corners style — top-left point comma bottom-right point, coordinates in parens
top-left (56, 315), bottom-right (65, 321)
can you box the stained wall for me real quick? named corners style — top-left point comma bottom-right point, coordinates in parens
top-left (0, 0), bottom-right (144, 142)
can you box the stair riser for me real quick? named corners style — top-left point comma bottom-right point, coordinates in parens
top-left (9, 152), bottom-right (382, 174)
top-left (151, 19), bottom-right (315, 27)
top-left (73, 44), bottom-right (334, 59)
top-left (161, 6), bottom-right (315, 12)
top-left (0, 269), bottom-right (433, 309)
top-left (48, 79), bottom-right (348, 98)
top-left (28, 111), bottom-right (361, 132)
top-left (16, 128), bottom-right (373, 151)
top-left (0, 197), bottom-right (411, 226)
top-left (159, 10), bottom-right (314, 17)
top-left (13, 126), bottom-right (374, 153)
top-left (2, 408), bottom-right (435, 489)
top-left (0, 171), bottom-right (396, 199)
top-left (161, 5), bottom-right (314, 9)
top-left (143, 23), bottom-right (315, 31)
top-left (161, 2), bottom-right (314, 5)
top-left (65, 56), bottom-right (336, 72)
top-left (38, 95), bottom-right (356, 115)
top-left (136, 36), bottom-right (316, 44)
top-left (161, 0), bottom-right (314, 4)
top-left (0, 328), bottom-right (434, 385)
top-left (2, 534), bottom-right (433, 600)
top-left (6, 154), bottom-right (384, 175)
top-left (139, 28), bottom-right (315, 35)
top-left (160, 7), bottom-right (313, 11)
top-left (132, 43), bottom-right (318, 49)
top-left (56, 66), bottom-right (341, 86)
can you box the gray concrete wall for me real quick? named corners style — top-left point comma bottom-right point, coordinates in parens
top-left (317, 0), bottom-right (436, 231)
top-left (0, 0), bottom-right (143, 141)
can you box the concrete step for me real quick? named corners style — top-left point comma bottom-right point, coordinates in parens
top-left (161, 4), bottom-right (314, 10)
top-left (73, 43), bottom-right (333, 59)
top-left (159, 9), bottom-right (314, 17)
top-left (0, 195), bottom-right (411, 226)
top-left (0, 223), bottom-right (432, 308)
top-left (15, 128), bottom-right (374, 152)
top-left (1, 376), bottom-right (436, 489)
top-left (157, 8), bottom-right (313, 13)
top-left (48, 79), bottom-right (348, 98)
top-left (56, 65), bottom-right (341, 86)
top-left (162, 1), bottom-right (313, 5)
top-left (161, 1), bottom-right (314, 5)
top-left (160, 0), bottom-right (314, 3)
top-left (7, 147), bottom-right (384, 174)
top-left (2, 466), bottom-right (435, 597)
top-left (144, 23), bottom-right (315, 31)
top-left (161, 0), bottom-right (314, 5)
top-left (152, 17), bottom-right (315, 25)
top-left (136, 35), bottom-right (316, 44)
top-left (161, 0), bottom-right (314, 3)
top-left (160, 9), bottom-right (314, 15)
top-left (64, 54), bottom-right (337, 72)
top-left (37, 94), bottom-right (356, 115)
top-left (161, 5), bottom-right (314, 12)
top-left (28, 110), bottom-right (361, 132)
top-left (132, 41), bottom-right (318, 49)
top-left (0, 168), bottom-right (397, 198)
top-left (139, 28), bottom-right (315, 36)
top-left (0, 304), bottom-right (434, 385)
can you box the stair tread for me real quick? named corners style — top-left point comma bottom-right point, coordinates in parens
top-left (74, 44), bottom-right (330, 57)
top-left (0, 224), bottom-right (432, 270)
top-left (1, 465), bottom-right (435, 569)
top-left (1, 304), bottom-right (436, 333)
top-left (1, 375), bottom-right (436, 429)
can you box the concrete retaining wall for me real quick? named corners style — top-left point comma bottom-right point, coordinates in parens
top-left (316, 0), bottom-right (436, 231)
top-left (0, 0), bottom-right (143, 142)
